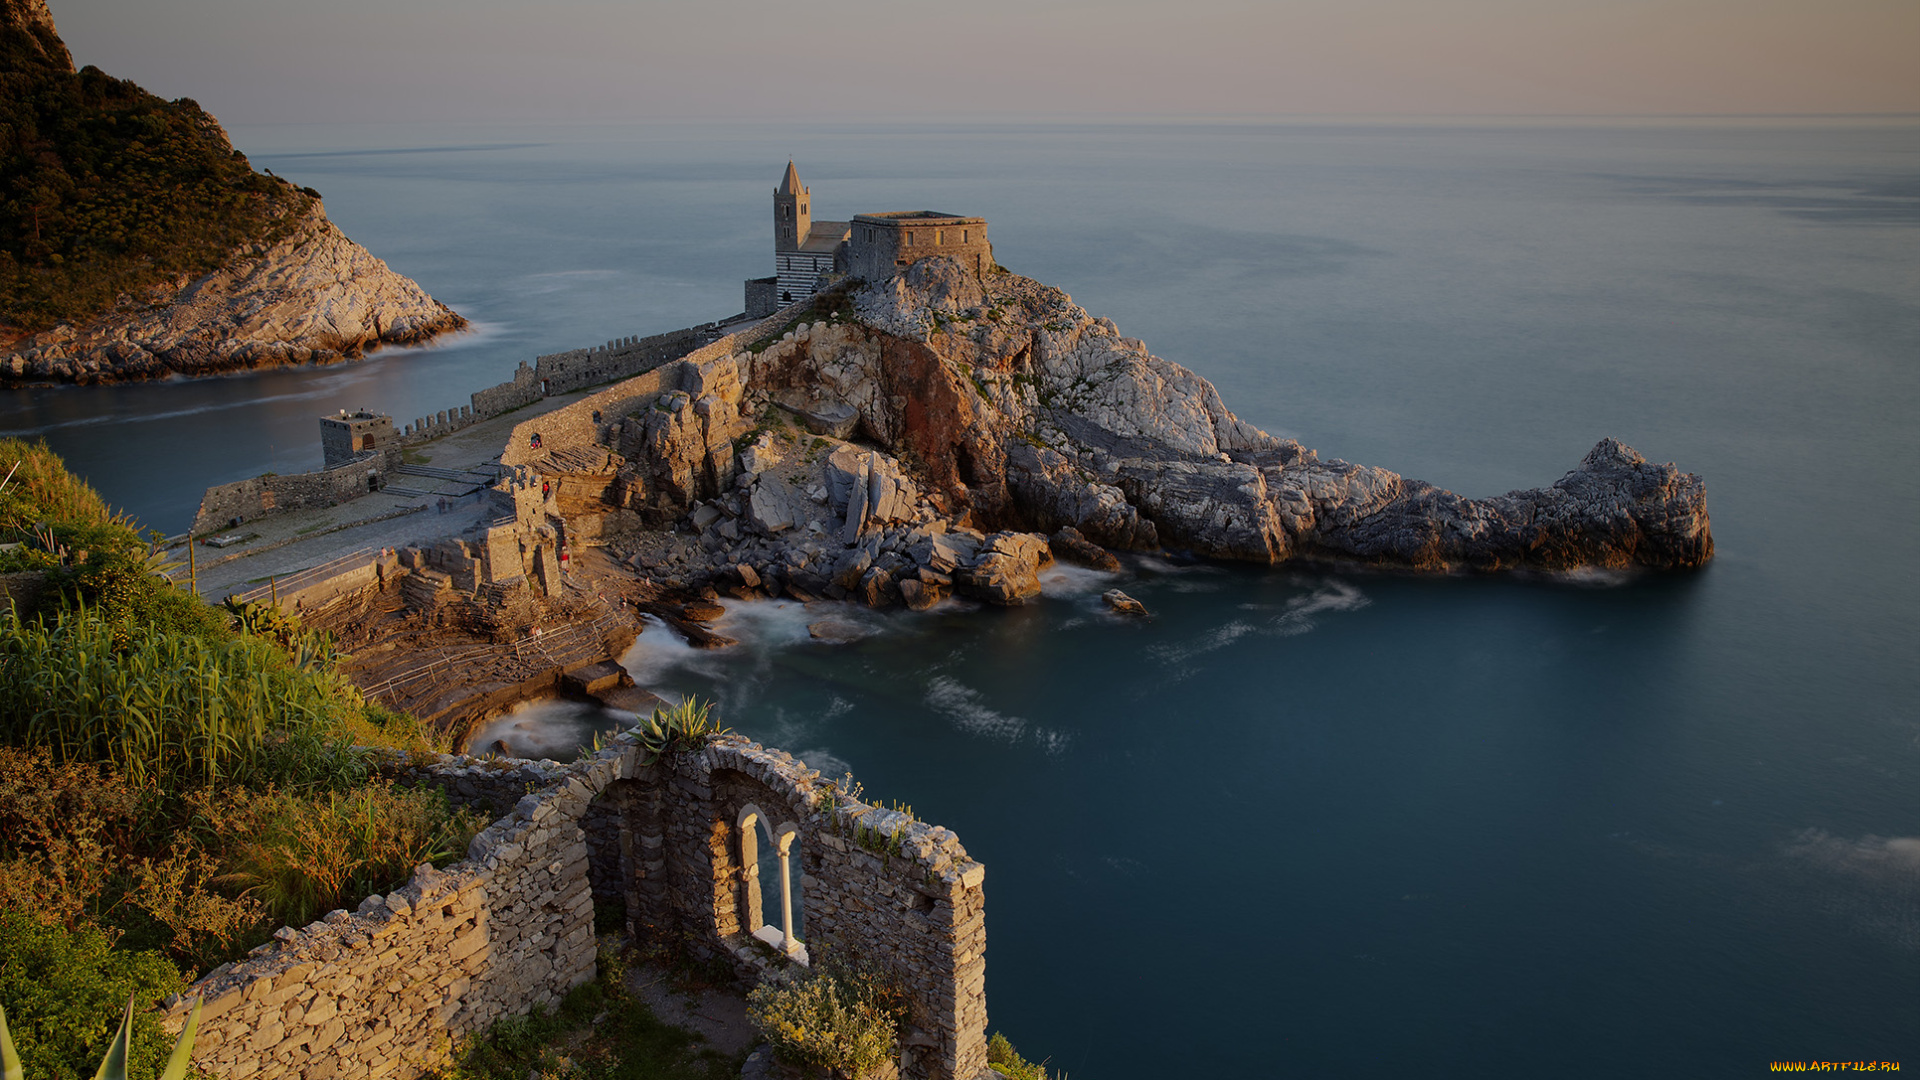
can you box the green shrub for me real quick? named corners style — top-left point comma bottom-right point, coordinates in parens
top-left (746, 959), bottom-right (906, 1078)
top-left (631, 699), bottom-right (728, 765)
top-left (987, 1032), bottom-right (1056, 1080)
top-left (0, 911), bottom-right (180, 1080)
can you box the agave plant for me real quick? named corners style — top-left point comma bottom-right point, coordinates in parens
top-left (632, 698), bottom-right (728, 765)
top-left (0, 996), bottom-right (200, 1080)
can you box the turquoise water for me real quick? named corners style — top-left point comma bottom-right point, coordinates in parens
top-left (5, 120), bottom-right (1917, 1076)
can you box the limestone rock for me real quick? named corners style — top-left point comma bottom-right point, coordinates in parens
top-left (1048, 526), bottom-right (1123, 572)
top-left (3, 202), bottom-right (465, 384)
top-left (957, 531), bottom-right (1052, 606)
top-left (1102, 589), bottom-right (1148, 616)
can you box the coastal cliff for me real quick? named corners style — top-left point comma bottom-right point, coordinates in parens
top-left (0, 0), bottom-right (464, 383)
top-left (4, 200), bottom-right (465, 382)
top-left (493, 258), bottom-right (1709, 613)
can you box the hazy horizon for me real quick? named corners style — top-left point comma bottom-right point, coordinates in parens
top-left (45, 0), bottom-right (1920, 126)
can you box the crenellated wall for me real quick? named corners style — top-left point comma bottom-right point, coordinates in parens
top-left (159, 734), bottom-right (992, 1080)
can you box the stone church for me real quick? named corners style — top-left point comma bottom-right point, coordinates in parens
top-left (745, 162), bottom-right (991, 318)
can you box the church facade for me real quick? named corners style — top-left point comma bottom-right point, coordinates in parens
top-left (745, 162), bottom-right (992, 318)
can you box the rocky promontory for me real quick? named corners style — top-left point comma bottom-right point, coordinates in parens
top-left (495, 257), bottom-right (1709, 617)
top-left (3, 200), bottom-right (466, 383)
top-left (1, 0), bottom-right (464, 383)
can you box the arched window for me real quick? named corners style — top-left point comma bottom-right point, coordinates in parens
top-left (360, 433), bottom-right (376, 450)
top-left (736, 803), bottom-right (807, 962)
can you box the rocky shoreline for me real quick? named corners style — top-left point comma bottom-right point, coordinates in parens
top-left (528, 258), bottom-right (1710, 620)
top-left (2, 201), bottom-right (465, 384)
top-left (267, 255), bottom-right (1711, 743)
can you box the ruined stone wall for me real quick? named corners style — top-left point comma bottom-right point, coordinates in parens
top-left (157, 755), bottom-right (606, 1080)
top-left (159, 735), bottom-right (992, 1080)
top-left (607, 738), bottom-right (991, 1080)
top-left (190, 449), bottom-right (402, 535)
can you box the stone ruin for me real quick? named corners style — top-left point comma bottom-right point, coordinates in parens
top-left (159, 735), bottom-right (993, 1080)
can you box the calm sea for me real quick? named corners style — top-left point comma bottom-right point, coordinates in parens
top-left (6, 119), bottom-right (1917, 1077)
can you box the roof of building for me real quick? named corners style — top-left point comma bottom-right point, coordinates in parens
top-left (795, 221), bottom-right (849, 254)
top-left (778, 161), bottom-right (804, 196)
top-left (852, 210), bottom-right (985, 225)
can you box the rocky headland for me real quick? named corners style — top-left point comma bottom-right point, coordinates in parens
top-left (0, 0), bottom-right (464, 384)
top-left (491, 257), bottom-right (1711, 621)
top-left (3, 200), bottom-right (466, 383)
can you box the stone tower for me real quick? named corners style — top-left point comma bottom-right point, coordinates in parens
top-left (768, 161), bottom-right (851, 307)
top-left (774, 161), bottom-right (808, 254)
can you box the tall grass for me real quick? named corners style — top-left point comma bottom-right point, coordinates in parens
top-left (202, 781), bottom-right (486, 927)
top-left (0, 605), bottom-right (363, 788)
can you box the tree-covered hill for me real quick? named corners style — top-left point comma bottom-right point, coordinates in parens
top-left (0, 0), bottom-right (315, 340)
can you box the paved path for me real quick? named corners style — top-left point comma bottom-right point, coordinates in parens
top-left (179, 389), bottom-right (598, 600)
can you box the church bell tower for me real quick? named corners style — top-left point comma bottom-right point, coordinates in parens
top-left (774, 160), bottom-right (809, 254)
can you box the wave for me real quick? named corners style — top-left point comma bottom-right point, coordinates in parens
top-left (923, 675), bottom-right (1070, 754)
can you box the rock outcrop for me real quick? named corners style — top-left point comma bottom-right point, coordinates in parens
top-left (4, 201), bottom-right (465, 383)
top-left (1, 0), bottom-right (465, 383)
top-left (522, 256), bottom-right (1710, 611)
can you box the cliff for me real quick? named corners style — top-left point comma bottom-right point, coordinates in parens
top-left (4, 200), bottom-right (465, 382)
top-left (0, 0), bottom-right (464, 383)
top-left (500, 257), bottom-right (1710, 612)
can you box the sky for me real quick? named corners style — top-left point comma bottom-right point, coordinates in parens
top-left (46, 0), bottom-right (1920, 124)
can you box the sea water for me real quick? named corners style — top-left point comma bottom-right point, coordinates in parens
top-left (4, 119), bottom-right (1916, 1077)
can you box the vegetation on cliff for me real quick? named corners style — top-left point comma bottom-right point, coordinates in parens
top-left (0, 0), bottom-right (315, 340)
top-left (0, 438), bottom-right (479, 1080)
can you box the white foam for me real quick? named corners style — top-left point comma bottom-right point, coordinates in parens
top-left (924, 675), bottom-right (1072, 753)
top-left (468, 696), bottom-right (625, 760)
top-left (1270, 580), bottom-right (1370, 636)
top-left (1038, 563), bottom-right (1119, 598)
top-left (1150, 619), bottom-right (1257, 666)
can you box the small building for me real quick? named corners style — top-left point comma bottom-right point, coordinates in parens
top-left (744, 162), bottom-right (993, 317)
top-left (847, 211), bottom-right (991, 282)
top-left (320, 408), bottom-right (396, 469)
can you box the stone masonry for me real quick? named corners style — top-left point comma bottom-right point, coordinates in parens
top-left (159, 734), bottom-right (992, 1080)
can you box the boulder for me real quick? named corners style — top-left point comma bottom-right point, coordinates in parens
top-left (1049, 526), bottom-right (1123, 572)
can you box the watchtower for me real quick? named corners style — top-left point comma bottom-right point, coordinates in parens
top-left (319, 408), bottom-right (396, 469)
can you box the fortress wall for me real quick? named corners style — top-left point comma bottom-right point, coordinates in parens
top-left (469, 362), bottom-right (543, 419)
top-left (160, 734), bottom-right (991, 1080)
top-left (536, 325), bottom-right (710, 396)
top-left (405, 325), bottom-right (714, 446)
top-left (190, 450), bottom-right (402, 536)
top-left (403, 406), bottom-right (478, 442)
top-left (499, 302), bottom-right (810, 471)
